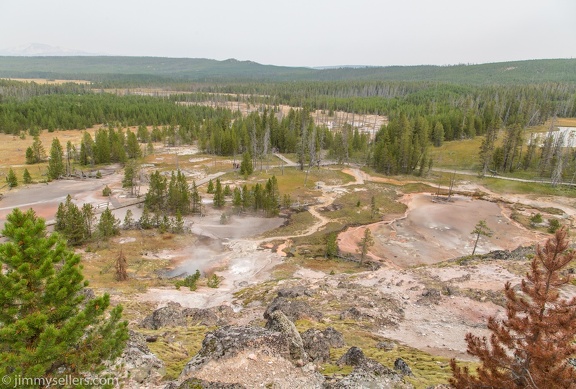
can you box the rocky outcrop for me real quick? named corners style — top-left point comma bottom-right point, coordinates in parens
top-left (264, 310), bottom-right (308, 363)
top-left (322, 327), bottom-right (346, 348)
top-left (301, 327), bottom-right (345, 363)
top-left (339, 306), bottom-right (399, 326)
top-left (141, 303), bottom-right (233, 329)
top-left (175, 325), bottom-right (324, 388)
top-left (264, 296), bottom-right (323, 322)
top-left (166, 378), bottom-right (245, 389)
top-left (394, 358), bottom-right (413, 376)
top-left (140, 302), bottom-right (186, 329)
top-left (117, 330), bottom-right (165, 385)
top-left (375, 340), bottom-right (397, 351)
top-left (416, 288), bottom-right (442, 306)
top-left (326, 368), bottom-right (412, 389)
top-left (330, 347), bottom-right (410, 389)
top-left (182, 308), bottom-right (219, 326)
top-left (301, 329), bottom-right (330, 363)
top-left (277, 286), bottom-right (313, 298)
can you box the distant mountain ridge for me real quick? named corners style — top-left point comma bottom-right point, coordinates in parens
top-left (0, 55), bottom-right (574, 85)
top-left (0, 43), bottom-right (99, 57)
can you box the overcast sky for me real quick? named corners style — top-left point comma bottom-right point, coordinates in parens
top-left (1, 0), bottom-right (574, 67)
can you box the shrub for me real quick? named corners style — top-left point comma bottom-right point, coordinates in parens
top-left (175, 270), bottom-right (201, 291)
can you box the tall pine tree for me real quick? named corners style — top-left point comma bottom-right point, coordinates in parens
top-left (451, 228), bottom-right (576, 388)
top-left (0, 208), bottom-right (128, 381)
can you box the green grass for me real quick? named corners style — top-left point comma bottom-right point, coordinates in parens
top-left (260, 210), bottom-right (316, 239)
top-left (293, 319), bottom-right (475, 388)
top-left (429, 137), bottom-right (483, 170)
top-left (326, 183), bottom-right (405, 224)
top-left (480, 177), bottom-right (576, 197)
top-left (139, 325), bottom-right (215, 380)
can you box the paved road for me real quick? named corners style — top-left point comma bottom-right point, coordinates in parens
top-left (431, 167), bottom-right (576, 187)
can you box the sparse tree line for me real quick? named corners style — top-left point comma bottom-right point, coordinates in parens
top-left (478, 119), bottom-right (576, 184)
top-left (54, 195), bottom-right (120, 246)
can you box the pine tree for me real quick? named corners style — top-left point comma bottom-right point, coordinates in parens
top-left (6, 168), bottom-right (17, 188)
top-left (0, 208), bottom-right (128, 381)
top-left (47, 137), bottom-right (64, 180)
top-left (172, 211), bottom-right (185, 233)
top-left (471, 220), bottom-right (493, 256)
top-left (22, 168), bottom-right (32, 184)
top-left (357, 228), bottom-right (374, 266)
top-left (54, 195), bottom-right (87, 246)
top-left (451, 228), bottom-right (576, 388)
top-left (122, 159), bottom-right (139, 197)
top-left (31, 135), bottom-right (46, 164)
top-left (370, 196), bottom-right (378, 219)
top-left (191, 180), bottom-right (202, 214)
top-left (123, 209), bottom-right (134, 230)
top-left (25, 146), bottom-right (35, 164)
top-left (213, 178), bottom-right (225, 208)
top-left (326, 232), bottom-right (339, 259)
top-left (97, 208), bottom-right (120, 239)
top-left (207, 179), bottom-right (215, 194)
top-left (232, 187), bottom-right (242, 213)
top-left (81, 203), bottom-right (95, 240)
top-left (240, 151), bottom-right (253, 176)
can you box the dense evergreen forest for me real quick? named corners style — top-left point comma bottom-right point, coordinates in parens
top-left (1, 56), bottom-right (576, 84)
top-left (1, 56), bottom-right (576, 180)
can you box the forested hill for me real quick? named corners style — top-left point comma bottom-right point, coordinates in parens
top-left (0, 56), bottom-right (575, 85)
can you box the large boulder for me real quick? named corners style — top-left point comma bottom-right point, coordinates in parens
top-left (394, 358), bottom-right (413, 376)
top-left (117, 330), bottom-right (165, 385)
top-left (300, 327), bottom-right (345, 363)
top-left (331, 347), bottom-right (409, 389)
top-left (323, 327), bottom-right (346, 348)
top-left (176, 326), bottom-right (324, 389)
top-left (141, 304), bottom-right (233, 329)
top-left (277, 286), bottom-right (313, 298)
top-left (301, 329), bottom-right (330, 363)
top-left (264, 296), bottom-right (323, 322)
top-left (140, 302), bottom-right (186, 329)
top-left (264, 310), bottom-right (308, 363)
top-left (182, 308), bottom-right (219, 326)
top-left (166, 378), bottom-right (245, 389)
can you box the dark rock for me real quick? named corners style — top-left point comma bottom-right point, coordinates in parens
top-left (340, 307), bottom-right (363, 321)
top-left (145, 335), bottom-right (158, 343)
top-left (337, 347), bottom-right (395, 376)
top-left (264, 296), bottom-right (323, 322)
top-left (169, 378), bottom-right (246, 388)
top-left (332, 347), bottom-right (404, 388)
top-left (265, 310), bottom-right (308, 362)
top-left (183, 308), bottom-right (219, 326)
top-left (180, 326), bottom-right (293, 377)
top-left (339, 307), bottom-right (399, 326)
top-left (417, 289), bottom-right (442, 305)
top-left (336, 346), bottom-right (366, 367)
top-left (326, 368), bottom-right (408, 389)
top-left (323, 327), bottom-right (345, 348)
top-left (119, 330), bottom-right (165, 384)
top-left (489, 250), bottom-right (511, 260)
top-left (277, 286), bottom-right (313, 298)
top-left (301, 329), bottom-right (330, 363)
top-left (140, 302), bottom-right (186, 329)
top-left (337, 281), bottom-right (362, 289)
top-left (376, 340), bottom-right (397, 351)
top-left (176, 325), bottom-right (325, 388)
top-left (394, 358), bottom-right (413, 376)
